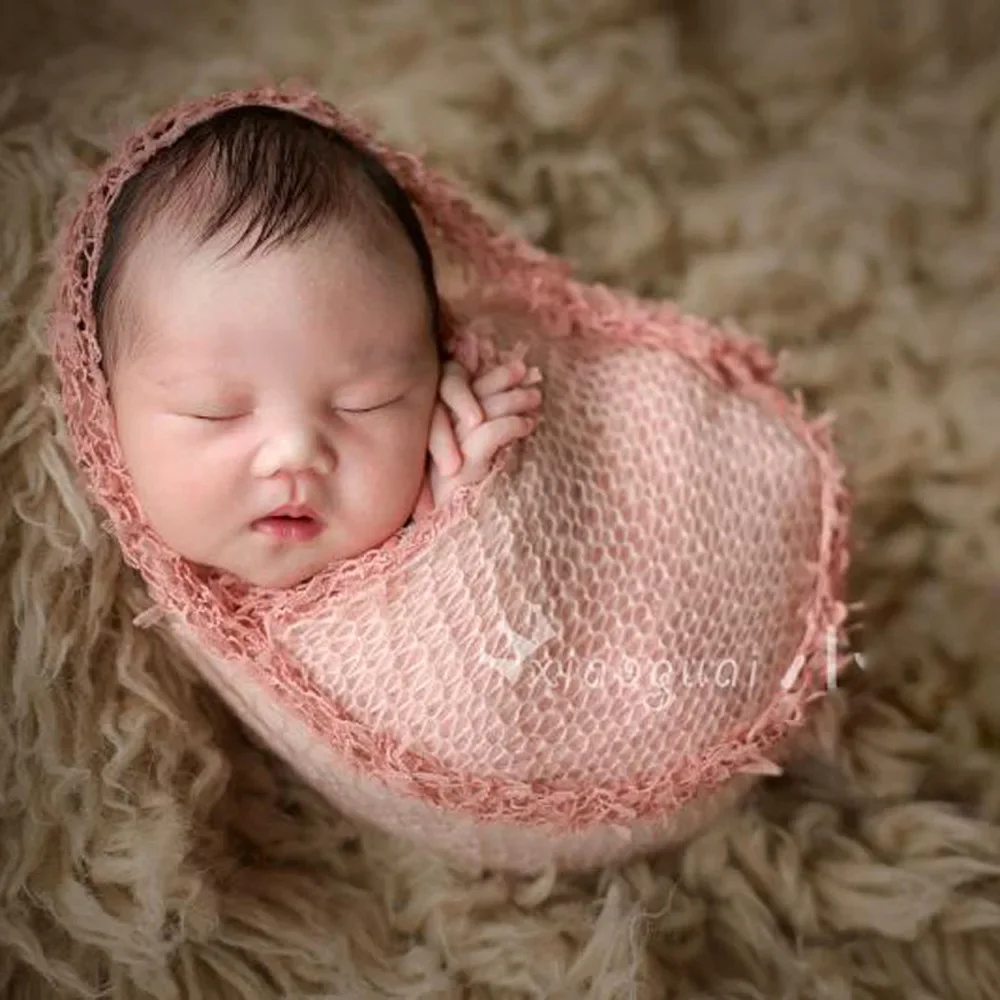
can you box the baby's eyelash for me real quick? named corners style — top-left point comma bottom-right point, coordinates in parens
top-left (337, 394), bottom-right (404, 414)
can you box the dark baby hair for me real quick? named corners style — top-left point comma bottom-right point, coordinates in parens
top-left (92, 104), bottom-right (446, 373)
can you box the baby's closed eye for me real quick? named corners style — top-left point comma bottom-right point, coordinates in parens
top-left (173, 394), bottom-right (252, 421)
top-left (167, 384), bottom-right (254, 422)
top-left (183, 408), bottom-right (249, 422)
top-left (333, 393), bottom-right (406, 415)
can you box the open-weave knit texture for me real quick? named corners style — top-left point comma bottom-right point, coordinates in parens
top-left (47, 83), bottom-right (849, 874)
top-left (4, 0), bottom-right (1000, 997)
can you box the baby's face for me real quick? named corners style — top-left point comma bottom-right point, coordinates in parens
top-left (109, 222), bottom-right (440, 588)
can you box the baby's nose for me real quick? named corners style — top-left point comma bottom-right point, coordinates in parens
top-left (252, 424), bottom-right (333, 479)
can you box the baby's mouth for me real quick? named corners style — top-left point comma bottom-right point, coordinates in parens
top-left (252, 505), bottom-right (324, 543)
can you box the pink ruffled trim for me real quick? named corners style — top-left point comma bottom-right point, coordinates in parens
top-left (46, 83), bottom-right (852, 831)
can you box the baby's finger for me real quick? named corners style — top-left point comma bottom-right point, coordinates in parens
top-left (458, 413), bottom-right (538, 480)
top-left (438, 361), bottom-right (484, 429)
top-left (427, 402), bottom-right (463, 477)
top-left (474, 386), bottom-right (542, 425)
top-left (471, 359), bottom-right (528, 399)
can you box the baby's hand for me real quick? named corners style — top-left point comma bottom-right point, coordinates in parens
top-left (422, 357), bottom-right (542, 513)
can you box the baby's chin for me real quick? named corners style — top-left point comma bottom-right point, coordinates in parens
top-left (237, 557), bottom-right (332, 590)
top-left (202, 517), bottom-right (412, 589)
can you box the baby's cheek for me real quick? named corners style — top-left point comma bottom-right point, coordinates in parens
top-left (365, 421), bottom-right (429, 502)
top-left (130, 429), bottom-right (232, 516)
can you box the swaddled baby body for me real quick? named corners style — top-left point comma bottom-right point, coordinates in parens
top-left (94, 105), bottom-right (542, 588)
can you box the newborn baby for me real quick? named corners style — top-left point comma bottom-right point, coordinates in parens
top-left (94, 104), bottom-right (542, 588)
top-left (51, 85), bottom-right (849, 873)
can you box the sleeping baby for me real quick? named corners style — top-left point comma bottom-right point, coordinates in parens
top-left (50, 85), bottom-right (848, 873)
top-left (93, 104), bottom-right (543, 588)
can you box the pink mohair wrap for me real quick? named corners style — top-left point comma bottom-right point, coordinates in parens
top-left (47, 85), bottom-right (852, 874)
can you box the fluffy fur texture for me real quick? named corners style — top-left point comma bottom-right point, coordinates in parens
top-left (3, 0), bottom-right (1000, 996)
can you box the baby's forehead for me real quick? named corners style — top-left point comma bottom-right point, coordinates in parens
top-left (121, 223), bottom-right (433, 367)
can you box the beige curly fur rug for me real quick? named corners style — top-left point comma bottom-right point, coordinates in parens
top-left (3, 1), bottom-right (1000, 996)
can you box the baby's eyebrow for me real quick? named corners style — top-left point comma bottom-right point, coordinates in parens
top-left (147, 371), bottom-right (191, 390)
top-left (148, 370), bottom-right (245, 395)
top-left (393, 346), bottom-right (438, 372)
top-left (345, 342), bottom-right (436, 376)
top-left (149, 370), bottom-right (205, 388)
